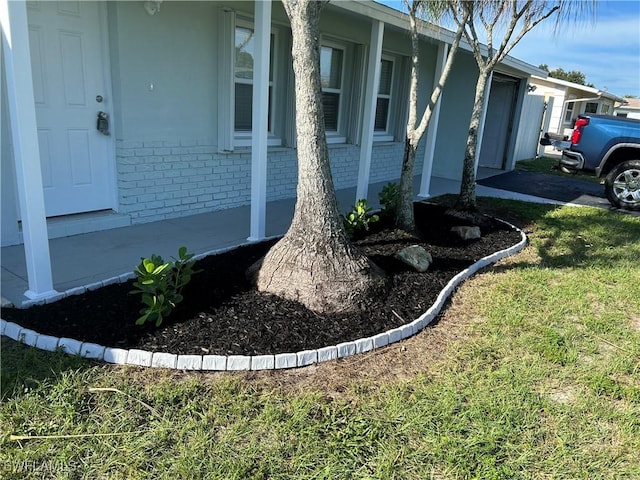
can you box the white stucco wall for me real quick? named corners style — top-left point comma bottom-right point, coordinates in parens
top-left (107, 2), bottom-right (221, 143)
top-left (431, 52), bottom-right (478, 180)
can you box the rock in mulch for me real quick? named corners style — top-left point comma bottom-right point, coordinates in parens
top-left (394, 245), bottom-right (433, 272)
top-left (451, 226), bottom-right (481, 241)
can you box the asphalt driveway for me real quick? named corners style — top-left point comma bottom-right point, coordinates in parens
top-left (477, 170), bottom-right (640, 218)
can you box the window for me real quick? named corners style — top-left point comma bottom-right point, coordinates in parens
top-left (563, 102), bottom-right (575, 123)
top-left (234, 23), bottom-right (275, 137)
top-left (617, 112), bottom-right (628, 118)
top-left (585, 102), bottom-right (598, 114)
top-left (602, 104), bottom-right (611, 115)
top-left (374, 58), bottom-right (394, 138)
top-left (320, 45), bottom-right (344, 136)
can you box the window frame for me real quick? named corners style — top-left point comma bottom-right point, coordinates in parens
top-left (584, 102), bottom-right (599, 115)
top-left (373, 54), bottom-right (396, 142)
top-left (233, 17), bottom-right (281, 148)
top-left (563, 101), bottom-right (575, 124)
top-left (319, 39), bottom-right (347, 144)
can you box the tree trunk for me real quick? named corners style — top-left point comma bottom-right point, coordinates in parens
top-left (396, 2), bottom-right (467, 232)
top-left (457, 69), bottom-right (489, 211)
top-left (254, 0), bottom-right (387, 314)
top-left (396, 138), bottom-right (417, 231)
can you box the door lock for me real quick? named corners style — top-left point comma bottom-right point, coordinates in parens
top-left (97, 111), bottom-right (110, 136)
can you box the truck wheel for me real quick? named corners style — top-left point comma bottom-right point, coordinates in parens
top-left (605, 160), bottom-right (640, 211)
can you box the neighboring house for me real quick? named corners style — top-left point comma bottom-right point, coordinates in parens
top-left (529, 75), bottom-right (625, 156)
top-left (614, 97), bottom-right (640, 119)
top-left (1, 0), bottom-right (542, 300)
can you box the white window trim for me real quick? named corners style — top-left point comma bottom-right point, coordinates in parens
top-left (563, 100), bottom-right (575, 124)
top-left (373, 54), bottom-right (396, 143)
top-left (217, 8), bottom-right (235, 152)
top-left (320, 38), bottom-right (347, 144)
top-left (233, 17), bottom-right (282, 148)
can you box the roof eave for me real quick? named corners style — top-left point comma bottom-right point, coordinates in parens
top-left (329, 0), bottom-right (542, 77)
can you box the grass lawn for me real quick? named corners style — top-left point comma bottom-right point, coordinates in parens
top-left (515, 156), bottom-right (603, 184)
top-left (1, 199), bottom-right (639, 479)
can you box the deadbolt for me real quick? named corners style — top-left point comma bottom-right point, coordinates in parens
top-left (96, 95), bottom-right (104, 103)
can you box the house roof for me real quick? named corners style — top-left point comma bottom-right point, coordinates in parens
top-left (531, 74), bottom-right (626, 103)
top-left (329, 0), bottom-right (546, 77)
top-left (617, 97), bottom-right (640, 110)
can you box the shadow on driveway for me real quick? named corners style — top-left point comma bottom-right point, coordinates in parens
top-left (478, 170), bottom-right (640, 218)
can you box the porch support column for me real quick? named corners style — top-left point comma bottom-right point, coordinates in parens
top-left (418, 42), bottom-right (447, 198)
top-left (248, 0), bottom-right (271, 241)
top-left (1, 0), bottom-right (56, 299)
top-left (473, 71), bottom-right (494, 172)
top-left (356, 20), bottom-right (384, 202)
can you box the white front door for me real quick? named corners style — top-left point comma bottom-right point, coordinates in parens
top-left (27, 1), bottom-right (114, 217)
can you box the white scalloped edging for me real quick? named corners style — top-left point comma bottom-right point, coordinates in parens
top-left (1, 220), bottom-right (526, 370)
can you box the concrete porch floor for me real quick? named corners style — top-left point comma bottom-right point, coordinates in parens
top-left (1, 171), bottom-right (544, 307)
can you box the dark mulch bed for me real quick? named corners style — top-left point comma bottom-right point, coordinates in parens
top-left (2, 202), bottom-right (522, 356)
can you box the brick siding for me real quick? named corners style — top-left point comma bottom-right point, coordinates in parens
top-left (116, 139), bottom-right (417, 224)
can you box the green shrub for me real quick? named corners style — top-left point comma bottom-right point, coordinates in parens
top-left (131, 246), bottom-right (198, 326)
top-left (378, 182), bottom-right (400, 220)
top-left (342, 199), bottom-right (379, 236)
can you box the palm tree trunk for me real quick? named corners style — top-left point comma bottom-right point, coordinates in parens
top-left (254, 0), bottom-right (386, 314)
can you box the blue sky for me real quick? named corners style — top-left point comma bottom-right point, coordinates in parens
top-left (376, 0), bottom-right (640, 97)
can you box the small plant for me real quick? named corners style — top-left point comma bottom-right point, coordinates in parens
top-left (131, 246), bottom-right (198, 326)
top-left (342, 199), bottom-right (379, 236)
top-left (378, 182), bottom-right (400, 220)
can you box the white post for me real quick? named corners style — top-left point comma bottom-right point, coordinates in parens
top-left (418, 42), bottom-right (447, 198)
top-left (248, 0), bottom-right (271, 242)
top-left (473, 71), bottom-right (494, 172)
top-left (1, 0), bottom-right (57, 299)
top-left (355, 20), bottom-right (384, 202)
top-left (537, 96), bottom-right (554, 157)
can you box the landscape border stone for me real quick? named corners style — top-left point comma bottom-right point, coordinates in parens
top-left (176, 355), bottom-right (203, 370)
top-left (0, 219), bottom-right (527, 371)
top-left (82, 343), bottom-right (106, 360)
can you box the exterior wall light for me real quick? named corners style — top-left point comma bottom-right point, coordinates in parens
top-left (144, 1), bottom-right (162, 16)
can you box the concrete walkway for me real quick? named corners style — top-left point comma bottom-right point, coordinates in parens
top-left (0, 171), bottom-right (557, 307)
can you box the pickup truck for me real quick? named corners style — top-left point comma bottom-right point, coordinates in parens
top-left (542, 114), bottom-right (640, 210)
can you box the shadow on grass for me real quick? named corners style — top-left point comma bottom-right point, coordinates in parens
top-left (534, 210), bottom-right (640, 269)
top-left (1, 337), bottom-right (97, 402)
top-left (433, 194), bottom-right (640, 276)
top-left (467, 196), bottom-right (640, 271)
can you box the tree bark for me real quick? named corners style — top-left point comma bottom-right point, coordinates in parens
top-left (396, 1), bottom-right (467, 232)
top-left (254, 0), bottom-right (387, 314)
top-left (396, 138), bottom-right (418, 231)
top-left (452, 1), bottom-right (567, 212)
top-left (456, 69), bottom-right (489, 211)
